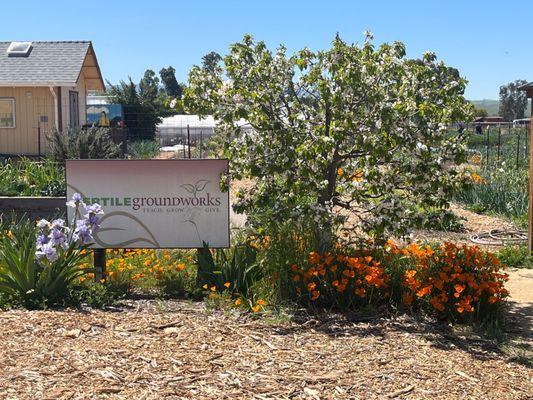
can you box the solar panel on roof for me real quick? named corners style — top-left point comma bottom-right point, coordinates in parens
top-left (6, 42), bottom-right (32, 57)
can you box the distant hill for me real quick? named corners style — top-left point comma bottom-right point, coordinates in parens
top-left (469, 99), bottom-right (531, 118)
top-left (469, 100), bottom-right (500, 116)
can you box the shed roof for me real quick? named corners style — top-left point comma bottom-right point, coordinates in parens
top-left (0, 41), bottom-right (104, 90)
top-left (518, 82), bottom-right (533, 98)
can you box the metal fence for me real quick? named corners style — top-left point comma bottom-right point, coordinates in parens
top-left (463, 122), bottom-right (530, 169)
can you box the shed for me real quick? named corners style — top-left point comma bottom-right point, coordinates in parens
top-left (0, 41), bottom-right (105, 155)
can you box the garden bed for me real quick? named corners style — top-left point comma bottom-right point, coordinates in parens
top-left (0, 299), bottom-right (531, 399)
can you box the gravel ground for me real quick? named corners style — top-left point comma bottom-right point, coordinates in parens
top-left (0, 300), bottom-right (531, 400)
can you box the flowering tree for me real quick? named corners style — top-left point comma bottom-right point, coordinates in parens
top-left (185, 34), bottom-right (473, 247)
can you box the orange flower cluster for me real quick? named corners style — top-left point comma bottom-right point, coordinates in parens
top-left (86, 249), bottom-right (193, 286)
top-left (291, 241), bottom-right (508, 319)
top-left (469, 172), bottom-right (486, 184)
top-left (388, 241), bottom-right (508, 317)
top-left (469, 154), bottom-right (482, 165)
top-left (291, 250), bottom-right (389, 306)
top-left (247, 235), bottom-right (270, 251)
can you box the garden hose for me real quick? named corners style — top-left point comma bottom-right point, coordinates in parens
top-left (469, 229), bottom-right (527, 246)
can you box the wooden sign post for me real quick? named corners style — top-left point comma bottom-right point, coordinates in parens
top-left (94, 248), bottom-right (106, 282)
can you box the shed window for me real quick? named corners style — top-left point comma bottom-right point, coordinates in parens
top-left (0, 99), bottom-right (15, 128)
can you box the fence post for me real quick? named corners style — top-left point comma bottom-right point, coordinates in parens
top-left (525, 124), bottom-right (529, 160)
top-left (497, 124), bottom-right (501, 161)
top-left (516, 128), bottom-right (521, 169)
top-left (123, 128), bottom-right (128, 158)
top-left (485, 125), bottom-right (490, 165)
top-left (187, 124), bottom-right (191, 159)
top-left (200, 131), bottom-right (203, 158)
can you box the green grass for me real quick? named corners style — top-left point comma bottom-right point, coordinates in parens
top-left (0, 158), bottom-right (65, 197)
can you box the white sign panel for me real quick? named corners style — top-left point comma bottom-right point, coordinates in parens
top-left (66, 159), bottom-right (230, 248)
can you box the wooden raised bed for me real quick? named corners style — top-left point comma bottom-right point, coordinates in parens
top-left (0, 196), bottom-right (65, 220)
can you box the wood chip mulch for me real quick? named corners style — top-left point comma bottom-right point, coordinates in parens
top-left (0, 300), bottom-right (531, 399)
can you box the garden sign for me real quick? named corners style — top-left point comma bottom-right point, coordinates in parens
top-left (66, 159), bottom-right (230, 249)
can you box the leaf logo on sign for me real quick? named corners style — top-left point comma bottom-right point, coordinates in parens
top-left (180, 179), bottom-right (210, 198)
top-left (96, 211), bottom-right (161, 248)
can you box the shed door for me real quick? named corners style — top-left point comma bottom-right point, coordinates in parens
top-left (69, 91), bottom-right (79, 128)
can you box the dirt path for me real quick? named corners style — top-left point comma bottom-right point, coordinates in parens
top-left (0, 300), bottom-right (531, 399)
top-left (507, 269), bottom-right (533, 304)
top-left (411, 204), bottom-right (519, 247)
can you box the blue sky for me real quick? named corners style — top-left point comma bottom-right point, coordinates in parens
top-left (2, 0), bottom-right (531, 99)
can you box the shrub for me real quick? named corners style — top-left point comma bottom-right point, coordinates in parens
top-left (152, 254), bottom-right (196, 299)
top-left (197, 242), bottom-right (261, 299)
top-left (497, 245), bottom-right (533, 269)
top-left (250, 221), bottom-right (319, 305)
top-left (48, 127), bottom-right (120, 161)
top-left (102, 248), bottom-right (197, 298)
top-left (66, 282), bottom-right (120, 308)
top-left (0, 218), bottom-right (40, 307)
top-left (416, 208), bottom-right (465, 232)
top-left (157, 266), bottom-right (191, 298)
top-left (128, 140), bottom-right (161, 159)
top-left (291, 249), bottom-right (390, 309)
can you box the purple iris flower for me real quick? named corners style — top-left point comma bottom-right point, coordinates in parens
top-left (51, 219), bottom-right (65, 229)
top-left (85, 204), bottom-right (103, 215)
top-left (87, 214), bottom-right (100, 229)
top-left (37, 242), bottom-right (58, 262)
top-left (36, 234), bottom-right (48, 246)
top-left (74, 220), bottom-right (93, 244)
top-left (36, 199), bottom-right (103, 262)
top-left (49, 227), bottom-right (67, 248)
top-left (67, 193), bottom-right (85, 209)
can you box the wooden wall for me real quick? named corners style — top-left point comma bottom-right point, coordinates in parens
top-left (0, 68), bottom-right (96, 156)
top-left (0, 87), bottom-right (54, 156)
